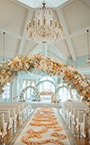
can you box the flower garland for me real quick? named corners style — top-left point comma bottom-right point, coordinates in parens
top-left (0, 54), bottom-right (90, 102)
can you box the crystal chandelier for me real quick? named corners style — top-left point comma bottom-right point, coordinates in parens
top-left (26, 1), bottom-right (63, 44)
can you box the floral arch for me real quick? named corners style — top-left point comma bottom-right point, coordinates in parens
top-left (19, 85), bottom-right (39, 101)
top-left (0, 54), bottom-right (90, 103)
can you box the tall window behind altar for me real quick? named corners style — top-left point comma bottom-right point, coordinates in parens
top-left (22, 79), bottom-right (35, 100)
top-left (2, 83), bottom-right (11, 102)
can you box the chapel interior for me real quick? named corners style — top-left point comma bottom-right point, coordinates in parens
top-left (0, 0), bottom-right (90, 145)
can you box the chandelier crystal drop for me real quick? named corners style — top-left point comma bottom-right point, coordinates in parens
top-left (26, 1), bottom-right (63, 44)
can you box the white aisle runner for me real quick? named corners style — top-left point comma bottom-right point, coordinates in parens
top-left (13, 108), bottom-right (77, 145)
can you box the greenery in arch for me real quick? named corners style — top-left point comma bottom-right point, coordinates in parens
top-left (0, 54), bottom-right (90, 104)
top-left (19, 79), bottom-right (55, 101)
top-left (19, 85), bottom-right (39, 101)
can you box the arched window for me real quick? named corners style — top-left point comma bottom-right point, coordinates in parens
top-left (2, 83), bottom-right (11, 102)
top-left (58, 86), bottom-right (71, 102)
top-left (22, 79), bottom-right (35, 100)
top-left (38, 76), bottom-right (55, 102)
top-left (38, 76), bottom-right (55, 93)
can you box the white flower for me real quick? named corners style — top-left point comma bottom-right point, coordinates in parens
top-left (1, 69), bottom-right (6, 74)
top-left (81, 81), bottom-right (88, 87)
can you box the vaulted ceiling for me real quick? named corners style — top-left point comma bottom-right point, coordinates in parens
top-left (0, 0), bottom-right (90, 78)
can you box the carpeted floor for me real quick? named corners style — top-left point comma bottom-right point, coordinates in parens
top-left (7, 108), bottom-right (77, 145)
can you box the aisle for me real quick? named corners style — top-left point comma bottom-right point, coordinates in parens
top-left (13, 108), bottom-right (77, 145)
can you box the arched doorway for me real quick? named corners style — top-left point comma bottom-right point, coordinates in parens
top-left (37, 76), bottom-right (55, 103)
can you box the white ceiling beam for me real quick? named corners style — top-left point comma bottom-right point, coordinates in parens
top-left (0, 25), bottom-right (89, 43)
top-left (52, 44), bottom-right (67, 61)
top-left (43, 45), bottom-right (48, 56)
top-left (0, 29), bottom-right (22, 39)
top-left (17, 9), bottom-right (34, 55)
top-left (69, 26), bottom-right (90, 38)
top-left (78, 66), bottom-right (90, 75)
top-left (60, 0), bottom-right (74, 8)
top-left (47, 50), bottom-right (65, 63)
top-left (56, 8), bottom-right (76, 61)
top-left (30, 44), bottom-right (48, 55)
top-left (28, 44), bottom-right (41, 55)
top-left (54, 43), bottom-right (68, 60)
top-left (9, 0), bottom-right (30, 9)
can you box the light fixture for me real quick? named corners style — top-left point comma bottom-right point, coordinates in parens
top-left (3, 32), bottom-right (6, 63)
top-left (26, 1), bottom-right (63, 44)
top-left (86, 29), bottom-right (90, 64)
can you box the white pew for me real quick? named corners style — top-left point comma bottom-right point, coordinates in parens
top-left (0, 113), bottom-right (7, 137)
top-left (60, 101), bottom-right (87, 137)
top-left (0, 104), bottom-right (22, 121)
top-left (0, 102), bottom-right (32, 124)
top-left (6, 102), bottom-right (29, 122)
top-left (0, 110), bottom-right (13, 130)
top-left (76, 110), bottom-right (86, 138)
top-left (6, 102), bottom-right (32, 119)
top-left (0, 107), bottom-right (17, 129)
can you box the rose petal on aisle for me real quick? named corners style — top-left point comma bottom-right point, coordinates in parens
top-left (13, 108), bottom-right (77, 145)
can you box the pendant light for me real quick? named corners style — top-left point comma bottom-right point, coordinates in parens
top-left (2, 31), bottom-right (6, 63)
top-left (87, 29), bottom-right (90, 64)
